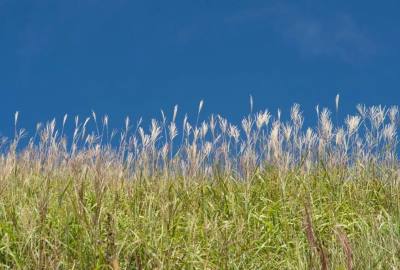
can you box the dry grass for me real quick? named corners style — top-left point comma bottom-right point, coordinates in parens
top-left (0, 98), bottom-right (400, 269)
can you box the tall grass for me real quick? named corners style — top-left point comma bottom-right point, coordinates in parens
top-left (0, 98), bottom-right (399, 269)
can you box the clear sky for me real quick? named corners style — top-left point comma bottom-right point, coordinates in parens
top-left (1, 0), bottom-right (400, 135)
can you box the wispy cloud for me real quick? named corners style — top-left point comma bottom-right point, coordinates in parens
top-left (277, 12), bottom-right (375, 62)
top-left (225, 3), bottom-right (376, 63)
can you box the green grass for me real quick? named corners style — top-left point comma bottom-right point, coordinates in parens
top-left (1, 103), bottom-right (400, 268)
top-left (1, 168), bottom-right (399, 269)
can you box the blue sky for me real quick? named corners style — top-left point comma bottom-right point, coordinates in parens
top-left (1, 0), bottom-right (400, 135)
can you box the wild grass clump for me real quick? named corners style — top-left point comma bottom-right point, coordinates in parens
top-left (0, 98), bottom-right (400, 269)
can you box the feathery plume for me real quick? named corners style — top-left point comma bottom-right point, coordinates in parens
top-left (198, 100), bottom-right (204, 115)
top-left (249, 95), bottom-right (253, 113)
top-left (173, 105), bottom-right (178, 122)
top-left (346, 115), bottom-right (361, 136)
top-left (335, 93), bottom-right (340, 112)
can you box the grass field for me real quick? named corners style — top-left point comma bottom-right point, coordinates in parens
top-left (1, 101), bottom-right (400, 269)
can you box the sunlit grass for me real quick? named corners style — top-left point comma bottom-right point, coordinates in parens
top-left (1, 169), bottom-right (399, 269)
top-left (0, 98), bottom-right (400, 268)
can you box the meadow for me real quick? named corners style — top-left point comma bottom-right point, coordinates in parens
top-left (0, 99), bottom-right (399, 269)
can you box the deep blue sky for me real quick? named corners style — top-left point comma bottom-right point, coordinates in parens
top-left (1, 0), bottom-right (400, 135)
